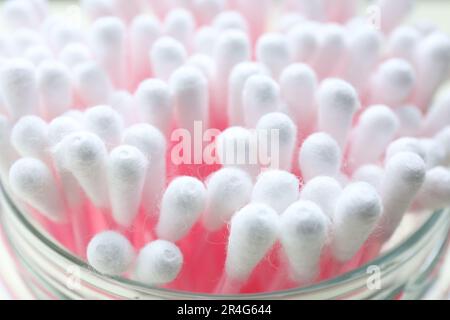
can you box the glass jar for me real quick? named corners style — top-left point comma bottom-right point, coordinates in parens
top-left (0, 184), bottom-right (449, 300)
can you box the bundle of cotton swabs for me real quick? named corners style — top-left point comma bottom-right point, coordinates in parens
top-left (0, 0), bottom-right (450, 294)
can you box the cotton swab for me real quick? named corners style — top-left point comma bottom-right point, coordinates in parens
top-left (251, 169), bottom-right (299, 214)
top-left (87, 230), bottom-right (135, 276)
top-left (218, 203), bottom-right (279, 294)
top-left (11, 115), bottom-right (50, 164)
top-left (279, 200), bottom-right (329, 283)
top-left (130, 14), bottom-right (161, 87)
top-left (169, 65), bottom-right (209, 134)
top-left (348, 105), bottom-right (399, 169)
top-left (385, 137), bottom-right (426, 162)
top-left (59, 43), bottom-right (92, 69)
top-left (73, 61), bottom-right (113, 107)
top-left (299, 132), bottom-right (342, 182)
top-left (377, 0), bottom-right (415, 34)
top-left (0, 59), bottom-right (38, 120)
top-left (279, 63), bottom-right (317, 138)
top-left (286, 24), bottom-right (318, 64)
top-left (122, 123), bottom-right (167, 216)
top-left (317, 78), bottom-right (360, 149)
top-left (256, 33), bottom-right (290, 78)
top-left (194, 26), bottom-right (219, 55)
top-left (394, 105), bottom-right (422, 137)
top-left (420, 138), bottom-right (447, 169)
top-left (212, 11), bottom-right (249, 34)
top-left (256, 112), bottom-right (297, 171)
top-left (151, 36), bottom-right (188, 81)
top-left (134, 79), bottom-right (174, 137)
top-left (387, 26), bottom-right (420, 62)
top-left (84, 105), bottom-right (124, 148)
top-left (24, 45), bottom-right (53, 66)
top-left (55, 131), bottom-right (110, 208)
top-left (331, 182), bottom-right (382, 263)
top-left (414, 166), bottom-right (450, 212)
top-left (156, 176), bottom-right (207, 242)
top-left (300, 176), bottom-right (342, 220)
top-left (414, 32), bottom-right (450, 109)
top-left (370, 58), bottom-right (416, 108)
top-left (90, 17), bottom-right (127, 89)
top-left (378, 152), bottom-right (426, 240)
top-left (228, 62), bottom-right (265, 126)
top-left (107, 145), bottom-right (148, 228)
top-left (203, 167), bottom-right (253, 232)
top-left (134, 240), bottom-right (183, 286)
top-left (9, 157), bottom-right (66, 222)
top-left (36, 61), bottom-right (72, 119)
top-left (2, 0), bottom-right (40, 30)
top-left (164, 8), bottom-right (196, 49)
top-left (243, 74), bottom-right (280, 128)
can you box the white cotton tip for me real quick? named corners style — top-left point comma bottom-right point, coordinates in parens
top-left (388, 26), bottom-right (420, 62)
top-left (59, 43), bottom-right (91, 69)
top-left (422, 92), bottom-right (450, 136)
top-left (385, 137), bottom-right (426, 162)
top-left (352, 165), bottom-right (384, 191)
top-left (313, 24), bottom-right (346, 78)
top-left (23, 45), bottom-right (53, 66)
top-left (123, 124), bottom-right (167, 215)
top-left (256, 33), bottom-right (290, 78)
top-left (420, 139), bottom-right (447, 170)
top-left (203, 168), bottom-right (253, 231)
top-left (164, 8), bottom-right (196, 49)
top-left (212, 11), bottom-right (249, 33)
top-left (342, 26), bottom-right (383, 89)
top-left (135, 240), bottom-right (183, 286)
top-left (108, 145), bottom-right (148, 228)
top-left (256, 112), bottom-right (297, 171)
top-left (414, 167), bottom-right (450, 212)
top-left (349, 105), bottom-right (399, 168)
top-left (186, 54), bottom-right (215, 79)
top-left (0, 59), bottom-right (38, 120)
top-left (2, 0), bottom-right (39, 29)
top-left (48, 116), bottom-right (82, 147)
top-left (84, 105), bottom-right (124, 148)
top-left (228, 62), bottom-right (266, 126)
top-left (434, 127), bottom-right (450, 166)
top-left (252, 170), bottom-right (299, 214)
top-left (156, 176), bottom-right (207, 242)
top-left (135, 79), bottom-right (173, 136)
top-left (213, 30), bottom-right (251, 80)
top-left (243, 74), bottom-right (280, 128)
top-left (87, 231), bottom-right (135, 276)
top-left (414, 32), bottom-right (450, 108)
top-left (394, 105), bottom-right (422, 137)
top-left (11, 116), bottom-right (49, 163)
top-left (73, 62), bottom-right (113, 107)
top-left (0, 115), bottom-right (18, 180)
top-left (90, 17), bottom-right (126, 88)
top-left (225, 203), bottom-right (279, 281)
top-left (287, 24), bottom-right (318, 64)
top-left (299, 132), bottom-right (342, 182)
top-left (280, 200), bottom-right (329, 282)
top-left (379, 152), bottom-right (426, 240)
top-left (9, 157), bottom-right (65, 222)
top-left (216, 126), bottom-right (260, 178)
top-left (36, 61), bottom-right (72, 119)
top-left (56, 132), bottom-right (109, 208)
top-left (194, 26), bottom-right (219, 55)
top-left (169, 66), bottom-right (209, 133)
top-left (193, 0), bottom-right (225, 24)
top-left (317, 79), bottom-right (360, 148)
top-left (300, 176), bottom-right (342, 220)
top-left (332, 182), bottom-right (382, 262)
top-left (46, 23), bottom-right (83, 53)
top-left (151, 37), bottom-right (188, 81)
top-left (377, 0), bottom-right (415, 34)
top-left (371, 58), bottom-right (416, 107)
top-left (279, 63), bottom-right (317, 131)
top-left (130, 15), bottom-right (161, 83)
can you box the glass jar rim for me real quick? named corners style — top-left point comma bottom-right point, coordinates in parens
top-left (1, 183), bottom-right (447, 299)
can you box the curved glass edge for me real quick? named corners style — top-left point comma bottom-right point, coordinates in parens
top-left (1, 183), bottom-right (449, 299)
